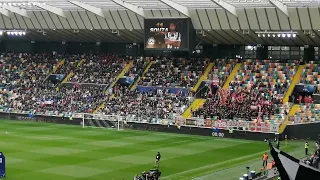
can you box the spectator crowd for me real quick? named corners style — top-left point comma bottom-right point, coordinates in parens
top-left (139, 57), bottom-right (207, 88)
top-left (193, 59), bottom-right (295, 122)
top-left (70, 55), bottom-right (127, 86)
top-left (99, 86), bottom-right (191, 121)
top-left (0, 53), bottom-right (319, 126)
top-left (0, 53), bottom-right (115, 115)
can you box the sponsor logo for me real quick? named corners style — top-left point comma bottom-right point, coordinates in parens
top-left (147, 37), bottom-right (155, 46)
top-left (212, 132), bottom-right (224, 137)
top-left (16, 116), bottom-right (35, 121)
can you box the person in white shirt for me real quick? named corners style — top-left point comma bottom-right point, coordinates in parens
top-left (164, 22), bottom-right (181, 49)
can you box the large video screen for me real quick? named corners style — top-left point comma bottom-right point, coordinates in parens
top-left (144, 18), bottom-right (190, 51)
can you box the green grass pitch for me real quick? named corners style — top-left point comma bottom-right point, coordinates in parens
top-left (0, 120), bottom-right (296, 180)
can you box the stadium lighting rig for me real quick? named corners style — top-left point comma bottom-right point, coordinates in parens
top-left (0, 30), bottom-right (27, 36)
top-left (255, 31), bottom-right (297, 38)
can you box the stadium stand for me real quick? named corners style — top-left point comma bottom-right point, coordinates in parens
top-left (69, 55), bottom-right (127, 86)
top-left (192, 59), bottom-right (295, 123)
top-left (0, 53), bottom-right (56, 112)
top-left (124, 57), bottom-right (149, 79)
top-left (54, 55), bottom-right (80, 75)
top-left (98, 85), bottom-right (191, 123)
top-left (300, 61), bottom-right (320, 86)
top-left (288, 61), bottom-right (320, 123)
top-left (0, 54), bottom-right (114, 115)
top-left (138, 58), bottom-right (207, 88)
top-left (208, 59), bottom-right (236, 87)
top-left (291, 104), bottom-right (320, 123)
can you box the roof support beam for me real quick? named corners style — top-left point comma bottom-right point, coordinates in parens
top-left (2, 5), bottom-right (30, 18)
top-left (35, 4), bottom-right (67, 18)
top-left (0, 8), bottom-right (10, 18)
top-left (111, 0), bottom-right (145, 17)
top-left (269, 0), bottom-right (289, 17)
top-left (69, 1), bottom-right (105, 18)
top-left (159, 0), bottom-right (190, 17)
top-left (210, 0), bottom-right (237, 17)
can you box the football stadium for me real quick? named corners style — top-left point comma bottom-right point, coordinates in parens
top-left (0, 0), bottom-right (320, 179)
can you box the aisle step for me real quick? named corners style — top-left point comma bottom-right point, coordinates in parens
top-left (55, 59), bottom-right (85, 91)
top-left (278, 104), bottom-right (300, 133)
top-left (52, 59), bottom-right (65, 73)
top-left (130, 61), bottom-right (155, 91)
top-left (55, 72), bottom-right (74, 91)
top-left (77, 59), bottom-right (86, 68)
top-left (181, 99), bottom-right (206, 118)
top-left (283, 65), bottom-right (305, 103)
top-left (109, 61), bottom-right (133, 88)
top-left (191, 62), bottom-right (214, 92)
top-left (222, 63), bottom-right (242, 89)
top-left (93, 94), bottom-right (115, 113)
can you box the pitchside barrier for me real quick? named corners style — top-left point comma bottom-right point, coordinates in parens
top-left (0, 111), bottom-right (281, 141)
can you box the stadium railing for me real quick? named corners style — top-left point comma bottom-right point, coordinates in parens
top-left (0, 110), bottom-right (280, 134)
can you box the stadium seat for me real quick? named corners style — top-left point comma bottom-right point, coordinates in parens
top-left (208, 59), bottom-right (236, 87)
top-left (291, 104), bottom-right (320, 123)
top-left (193, 59), bottom-right (296, 122)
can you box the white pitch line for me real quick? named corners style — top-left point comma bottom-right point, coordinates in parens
top-left (4, 131), bottom-right (70, 140)
top-left (161, 150), bottom-right (268, 180)
top-left (193, 148), bottom-right (303, 180)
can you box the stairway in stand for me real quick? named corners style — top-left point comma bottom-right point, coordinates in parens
top-left (181, 61), bottom-right (213, 118)
top-left (109, 61), bottom-right (133, 88)
top-left (130, 61), bottom-right (155, 91)
top-left (56, 59), bottom-right (85, 91)
top-left (278, 104), bottom-right (300, 133)
top-left (222, 63), bottom-right (242, 89)
top-left (52, 59), bottom-right (65, 73)
top-left (181, 99), bottom-right (206, 118)
top-left (77, 59), bottom-right (86, 68)
top-left (278, 64), bottom-right (305, 133)
top-left (283, 64), bottom-right (305, 103)
top-left (191, 62), bottom-right (214, 92)
top-left (93, 61), bottom-right (134, 114)
top-left (93, 94), bottom-right (115, 113)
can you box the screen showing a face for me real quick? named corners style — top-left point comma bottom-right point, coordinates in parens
top-left (144, 18), bottom-right (189, 50)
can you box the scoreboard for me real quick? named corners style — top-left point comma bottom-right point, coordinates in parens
top-left (144, 18), bottom-right (195, 52)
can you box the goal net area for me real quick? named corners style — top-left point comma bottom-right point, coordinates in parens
top-left (81, 114), bottom-right (126, 131)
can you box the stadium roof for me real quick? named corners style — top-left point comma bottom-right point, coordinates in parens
top-left (1, 0), bottom-right (320, 45)
top-left (1, 0), bottom-right (320, 10)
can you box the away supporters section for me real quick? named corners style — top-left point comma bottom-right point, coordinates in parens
top-left (175, 116), bottom-right (280, 133)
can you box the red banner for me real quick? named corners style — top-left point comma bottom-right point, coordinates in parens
top-left (262, 122), bottom-right (270, 132)
top-left (249, 122), bottom-right (271, 132)
top-left (213, 120), bottom-right (228, 129)
top-left (204, 119), bottom-right (213, 128)
top-left (192, 119), bottom-right (275, 133)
